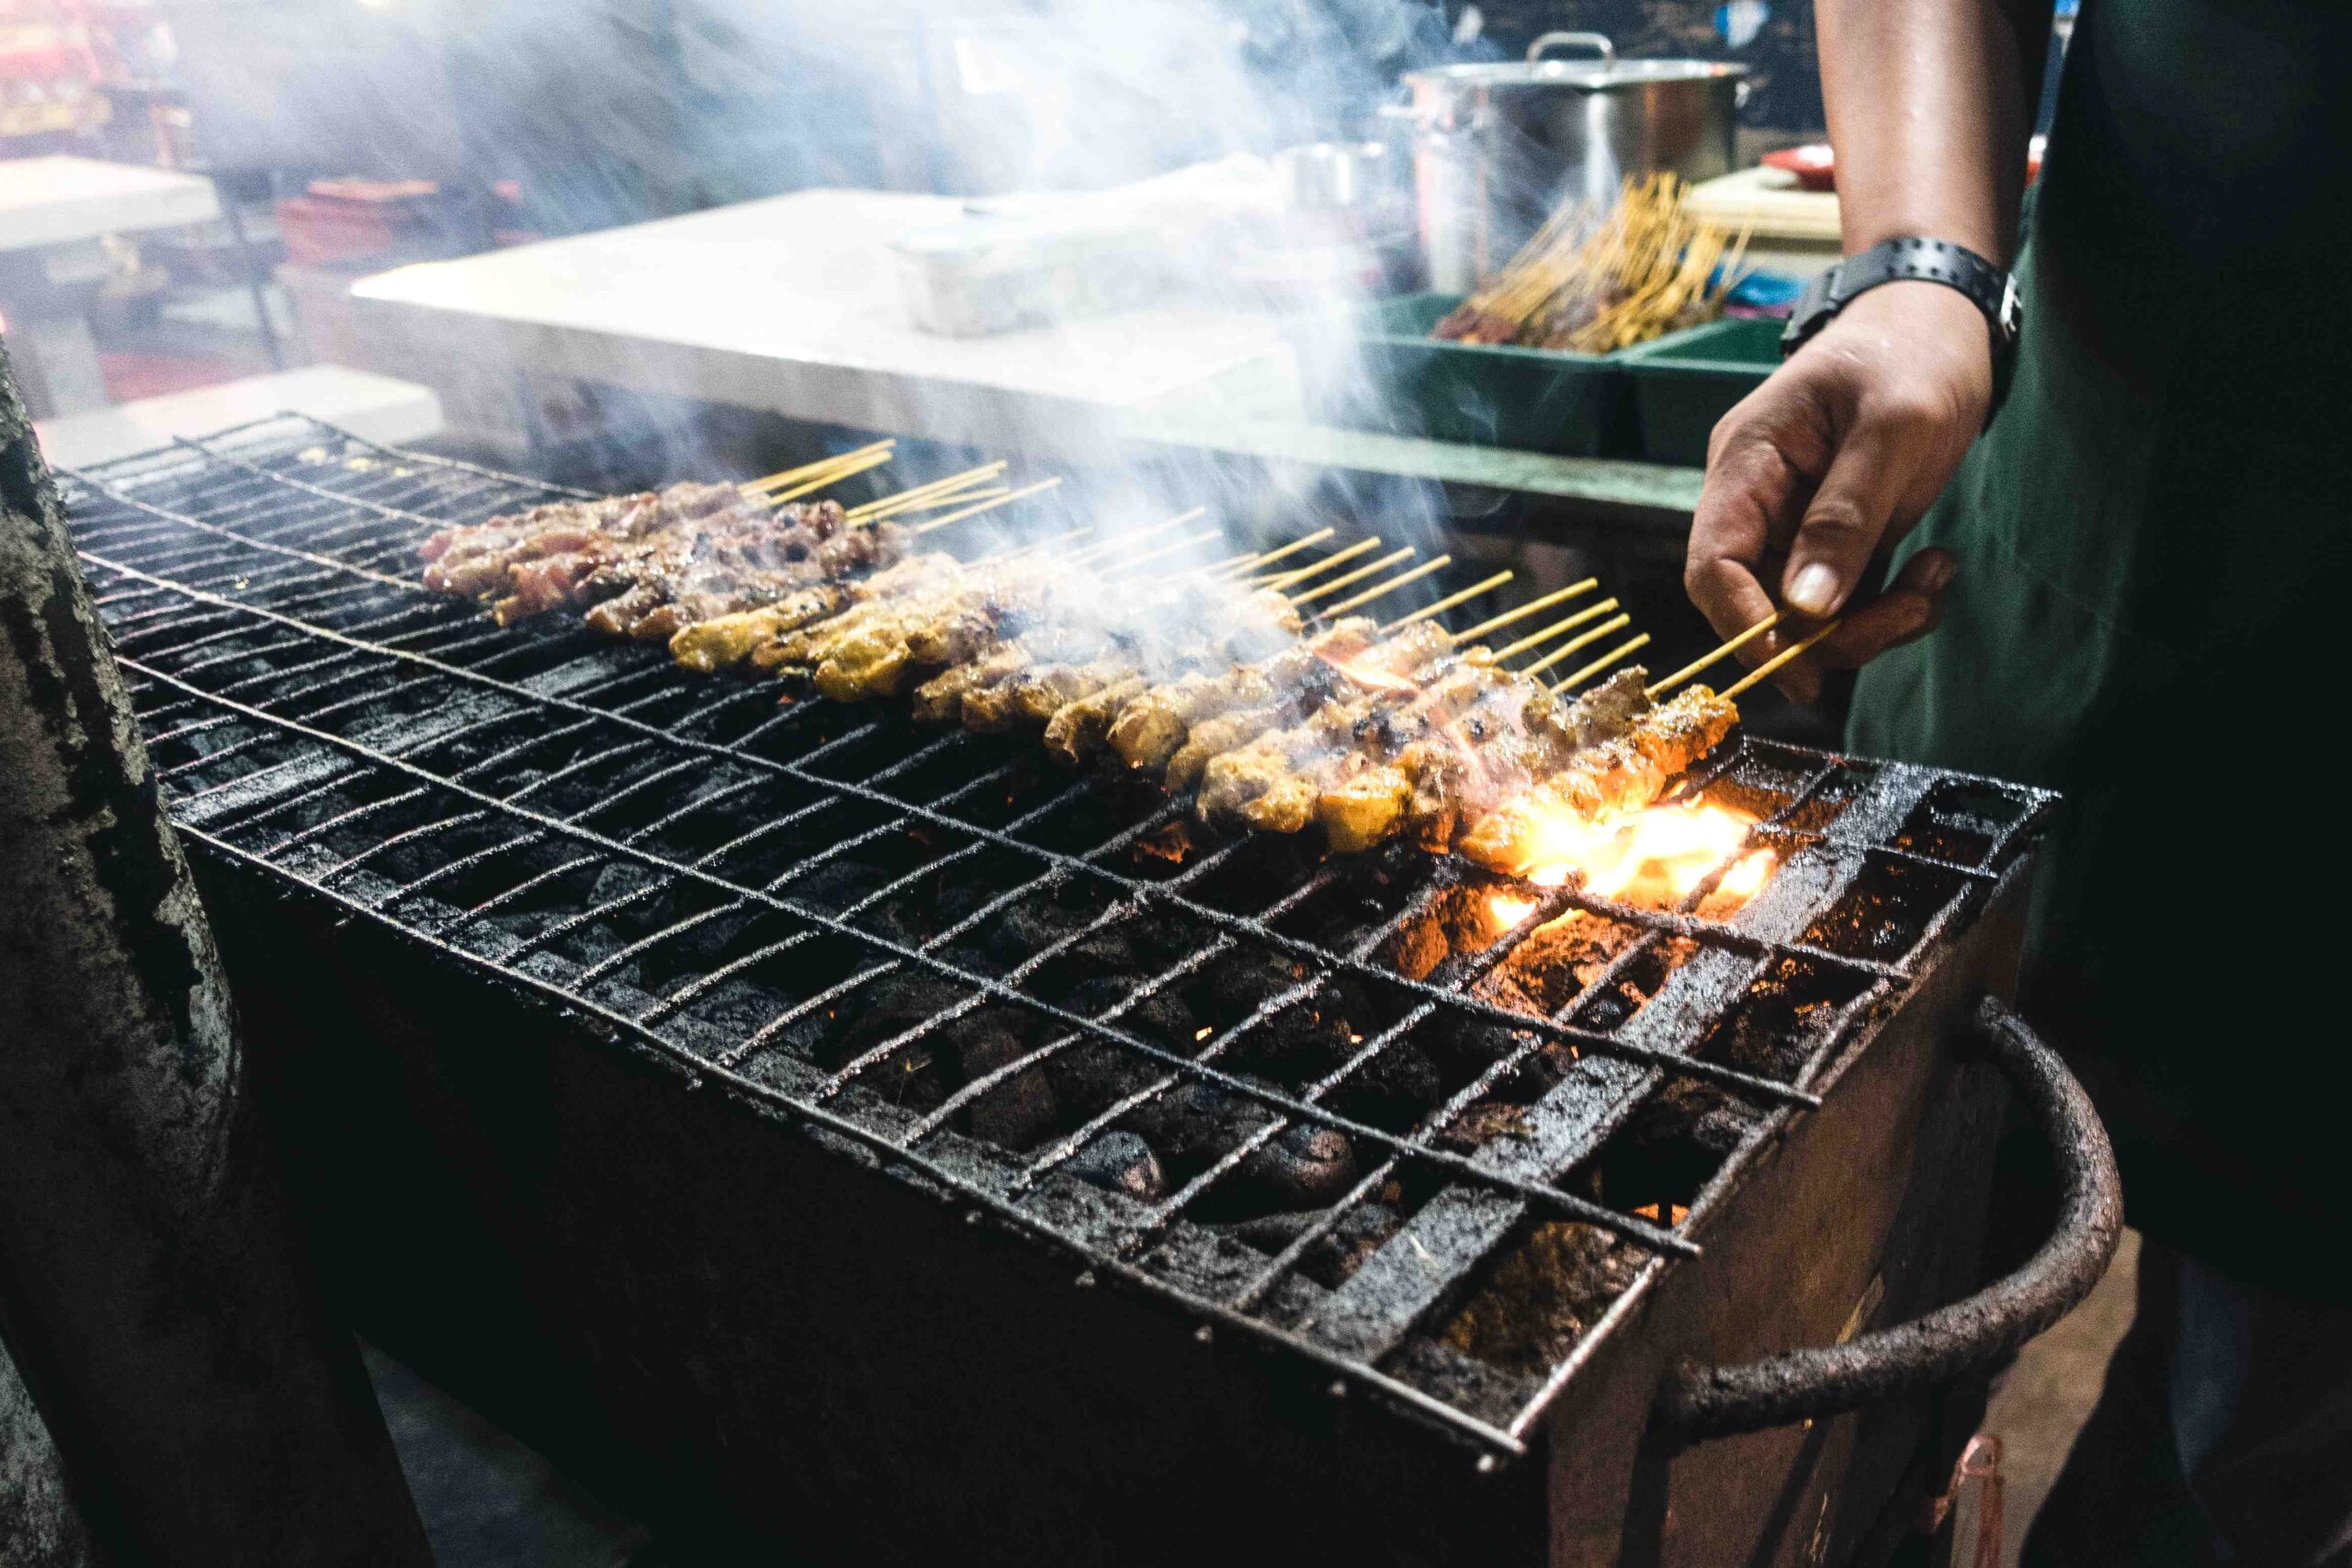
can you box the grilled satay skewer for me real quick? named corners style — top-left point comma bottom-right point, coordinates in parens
top-left (1101, 616), bottom-right (1385, 774)
top-left (669, 551), bottom-right (961, 674)
top-left (1455, 683), bottom-right (1739, 872)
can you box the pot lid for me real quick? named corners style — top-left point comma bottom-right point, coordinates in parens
top-left (1403, 30), bottom-right (1748, 91)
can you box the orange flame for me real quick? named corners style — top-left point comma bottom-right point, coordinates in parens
top-left (1489, 893), bottom-right (1540, 928)
top-left (1486, 800), bottom-right (1773, 926)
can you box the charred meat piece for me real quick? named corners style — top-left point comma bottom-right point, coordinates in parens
top-left (1457, 684), bottom-right (1739, 873)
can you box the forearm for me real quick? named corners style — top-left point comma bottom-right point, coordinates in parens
top-left (1816, 0), bottom-right (2052, 263)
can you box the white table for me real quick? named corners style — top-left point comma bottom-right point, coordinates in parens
top-left (0, 156), bottom-right (221, 418)
top-left (33, 365), bottom-right (444, 471)
top-left (348, 188), bottom-right (1285, 457)
top-left (345, 186), bottom-right (1706, 520)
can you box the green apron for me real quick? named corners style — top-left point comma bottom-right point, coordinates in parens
top-left (1849, 0), bottom-right (2352, 1299)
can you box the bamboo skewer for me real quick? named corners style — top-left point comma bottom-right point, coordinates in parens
top-left (1067, 508), bottom-right (1209, 566)
top-left (1490, 598), bottom-right (1619, 662)
top-left (1645, 610), bottom-right (1781, 697)
top-left (1256, 536), bottom-right (1383, 591)
top-left (1551, 633), bottom-right (1653, 693)
top-left (910, 477), bottom-right (1065, 535)
top-left (1384, 570), bottom-right (1513, 631)
top-left (1721, 620), bottom-right (1840, 700)
top-left (913, 484), bottom-right (1012, 512)
top-left (1102, 528), bottom-right (1226, 577)
top-left (1219, 528), bottom-right (1335, 577)
top-left (764, 446), bottom-right (897, 505)
top-left (850, 468), bottom-right (1008, 524)
top-left (1289, 547), bottom-right (1417, 606)
top-left (742, 438), bottom-right (894, 494)
top-left (845, 462), bottom-right (1010, 523)
top-left (1316, 555), bottom-right (1451, 617)
top-left (1520, 614), bottom-right (1633, 680)
top-left (1449, 578), bottom-right (1599, 644)
top-left (984, 524), bottom-right (1094, 560)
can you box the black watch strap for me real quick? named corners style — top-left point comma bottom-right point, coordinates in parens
top-left (1781, 237), bottom-right (2021, 417)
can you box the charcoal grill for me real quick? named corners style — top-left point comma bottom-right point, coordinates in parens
top-left (56, 415), bottom-right (2117, 1567)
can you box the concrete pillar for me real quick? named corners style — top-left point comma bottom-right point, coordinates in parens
top-left (0, 335), bottom-right (432, 1565)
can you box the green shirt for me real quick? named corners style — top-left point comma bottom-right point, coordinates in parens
top-left (1849, 0), bottom-right (2352, 1298)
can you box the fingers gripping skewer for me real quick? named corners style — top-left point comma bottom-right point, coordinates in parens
top-left (1288, 547), bottom-right (1416, 605)
top-left (764, 445), bottom-right (898, 504)
top-left (910, 477), bottom-right (1066, 535)
top-left (742, 438), bottom-right (894, 494)
top-left (1218, 528), bottom-right (1335, 578)
top-left (1720, 620), bottom-right (1840, 700)
top-left (1645, 610), bottom-right (1781, 697)
top-left (1520, 614), bottom-right (1634, 679)
top-left (1449, 578), bottom-right (1599, 644)
top-left (1255, 536), bottom-right (1384, 590)
top-left (1316, 555), bottom-right (1451, 617)
top-left (1384, 570), bottom-right (1512, 631)
top-left (1489, 597), bottom-right (1619, 662)
top-left (1551, 633), bottom-right (1653, 693)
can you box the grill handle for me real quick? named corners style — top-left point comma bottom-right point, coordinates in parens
top-left (1662, 995), bottom-right (2122, 1440)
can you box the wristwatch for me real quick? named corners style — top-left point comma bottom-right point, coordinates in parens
top-left (1781, 237), bottom-right (2022, 419)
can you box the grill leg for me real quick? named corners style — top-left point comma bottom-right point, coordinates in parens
top-left (0, 338), bottom-right (431, 1566)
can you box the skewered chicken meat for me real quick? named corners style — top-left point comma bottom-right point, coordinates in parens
top-left (422, 477), bottom-right (1743, 871)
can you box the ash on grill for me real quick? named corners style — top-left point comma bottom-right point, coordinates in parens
top-left (59, 417), bottom-right (2054, 1461)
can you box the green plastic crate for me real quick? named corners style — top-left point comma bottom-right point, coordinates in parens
top-left (1290, 292), bottom-right (1639, 458)
top-left (1620, 316), bottom-right (1785, 467)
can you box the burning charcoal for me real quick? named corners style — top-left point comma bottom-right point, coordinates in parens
top-left (1130, 1079), bottom-right (1258, 1160)
top-left (1442, 1221), bottom-right (1645, 1376)
top-left (1626, 1080), bottom-right (1758, 1160)
top-left (588, 861), bottom-right (662, 908)
top-left (1302, 1202), bottom-right (1403, 1289)
top-left (1434, 1100), bottom-right (1532, 1156)
top-left (1065, 1132), bottom-right (1165, 1201)
top-left (1059, 979), bottom-right (1197, 1053)
top-left (1209, 1202), bottom-right (1401, 1289)
top-left (1041, 1039), bottom-right (1170, 1126)
top-left (1325, 1041), bottom-right (1448, 1131)
top-left (1240, 1122), bottom-right (1358, 1209)
top-left (956, 1031), bottom-right (1058, 1152)
top-left (981, 900), bottom-right (1091, 966)
top-left (815, 976), bottom-right (967, 1077)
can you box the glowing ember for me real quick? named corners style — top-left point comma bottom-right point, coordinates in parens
top-left (1484, 800), bottom-right (1773, 924)
top-left (1488, 893), bottom-right (1540, 928)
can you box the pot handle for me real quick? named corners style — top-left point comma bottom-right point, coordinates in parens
top-left (1661, 996), bottom-right (2122, 1441)
top-left (1528, 30), bottom-right (1616, 68)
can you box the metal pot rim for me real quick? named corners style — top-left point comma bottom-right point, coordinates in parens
top-left (1402, 57), bottom-right (1749, 92)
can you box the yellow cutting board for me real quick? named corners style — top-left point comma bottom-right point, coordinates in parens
top-left (1686, 166), bottom-right (1844, 243)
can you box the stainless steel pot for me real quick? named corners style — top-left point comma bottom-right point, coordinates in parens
top-left (1393, 32), bottom-right (1748, 294)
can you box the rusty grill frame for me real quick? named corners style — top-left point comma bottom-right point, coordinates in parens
top-left (61, 414), bottom-right (2054, 1462)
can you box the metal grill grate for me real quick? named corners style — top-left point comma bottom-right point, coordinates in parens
top-left (62, 415), bottom-right (2053, 1457)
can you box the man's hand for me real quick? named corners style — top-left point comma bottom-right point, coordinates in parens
top-left (1684, 279), bottom-right (1994, 702)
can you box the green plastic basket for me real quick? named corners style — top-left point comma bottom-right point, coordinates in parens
top-left (1620, 316), bottom-right (1784, 467)
top-left (1290, 292), bottom-right (1640, 458)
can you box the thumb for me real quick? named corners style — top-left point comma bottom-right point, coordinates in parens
top-left (1777, 411), bottom-right (1923, 617)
